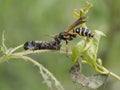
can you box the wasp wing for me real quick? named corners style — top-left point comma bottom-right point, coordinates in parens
top-left (65, 17), bottom-right (87, 33)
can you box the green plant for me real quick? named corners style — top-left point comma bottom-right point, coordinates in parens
top-left (0, 2), bottom-right (120, 90)
top-left (72, 2), bottom-right (120, 79)
top-left (70, 2), bottom-right (120, 89)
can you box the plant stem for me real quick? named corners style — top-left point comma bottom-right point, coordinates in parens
top-left (0, 54), bottom-right (64, 90)
top-left (109, 71), bottom-right (120, 80)
top-left (9, 44), bottom-right (23, 54)
top-left (81, 60), bottom-right (120, 80)
top-left (15, 55), bottom-right (64, 90)
top-left (1, 42), bottom-right (120, 83)
top-left (96, 63), bottom-right (120, 80)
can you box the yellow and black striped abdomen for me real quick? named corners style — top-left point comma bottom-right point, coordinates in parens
top-left (75, 27), bottom-right (94, 37)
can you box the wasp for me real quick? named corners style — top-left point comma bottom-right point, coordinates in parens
top-left (24, 17), bottom-right (94, 52)
top-left (54, 16), bottom-right (94, 52)
top-left (24, 40), bottom-right (61, 50)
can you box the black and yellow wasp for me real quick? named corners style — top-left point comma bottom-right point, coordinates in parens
top-left (54, 16), bottom-right (94, 52)
top-left (24, 17), bottom-right (94, 51)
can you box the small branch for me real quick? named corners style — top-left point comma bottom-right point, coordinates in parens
top-left (13, 49), bottom-right (53, 56)
top-left (109, 71), bottom-right (120, 81)
top-left (12, 48), bottom-right (72, 56)
top-left (96, 63), bottom-right (120, 80)
top-left (81, 60), bottom-right (120, 80)
top-left (0, 38), bottom-right (65, 90)
top-left (16, 55), bottom-right (64, 90)
top-left (0, 54), bottom-right (64, 90)
top-left (9, 44), bottom-right (23, 54)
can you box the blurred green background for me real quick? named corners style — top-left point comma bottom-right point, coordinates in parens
top-left (0, 0), bottom-right (120, 90)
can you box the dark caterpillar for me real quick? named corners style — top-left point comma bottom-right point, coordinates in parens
top-left (24, 41), bottom-right (61, 50)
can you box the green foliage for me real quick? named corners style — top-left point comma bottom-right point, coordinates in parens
top-left (0, 32), bottom-right (64, 90)
top-left (72, 30), bottom-right (105, 65)
top-left (0, 1), bottom-right (120, 90)
top-left (71, 2), bottom-right (120, 89)
top-left (71, 3), bottom-right (111, 89)
top-left (72, 2), bottom-right (106, 72)
top-left (73, 2), bottom-right (93, 18)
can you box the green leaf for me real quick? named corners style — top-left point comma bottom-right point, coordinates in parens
top-left (73, 9), bottom-right (80, 18)
top-left (73, 2), bottom-right (93, 18)
top-left (90, 30), bottom-right (105, 60)
top-left (72, 39), bottom-right (86, 63)
top-left (72, 30), bottom-right (105, 65)
top-left (82, 2), bottom-right (93, 15)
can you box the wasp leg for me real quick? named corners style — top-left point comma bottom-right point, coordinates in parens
top-left (66, 40), bottom-right (69, 53)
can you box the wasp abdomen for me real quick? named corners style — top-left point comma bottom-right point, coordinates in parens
top-left (75, 27), bottom-right (94, 37)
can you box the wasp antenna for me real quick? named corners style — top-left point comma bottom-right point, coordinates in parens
top-left (44, 34), bottom-right (55, 38)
